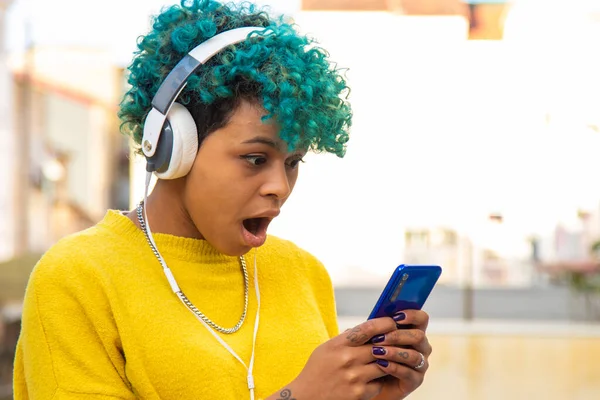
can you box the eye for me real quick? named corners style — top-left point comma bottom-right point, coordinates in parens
top-left (287, 156), bottom-right (305, 169)
top-left (242, 155), bottom-right (267, 167)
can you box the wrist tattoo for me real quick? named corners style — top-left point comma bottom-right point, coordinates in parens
top-left (277, 388), bottom-right (296, 400)
top-left (346, 326), bottom-right (368, 343)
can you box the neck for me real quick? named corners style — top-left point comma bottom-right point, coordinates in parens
top-left (127, 177), bottom-right (205, 240)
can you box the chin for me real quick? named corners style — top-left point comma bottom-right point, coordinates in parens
top-left (229, 240), bottom-right (270, 258)
top-left (235, 244), bottom-right (261, 258)
top-left (212, 241), bottom-right (254, 258)
top-left (210, 226), bottom-right (270, 257)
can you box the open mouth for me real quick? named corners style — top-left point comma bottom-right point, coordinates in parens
top-left (241, 217), bottom-right (270, 247)
top-left (243, 218), bottom-right (264, 235)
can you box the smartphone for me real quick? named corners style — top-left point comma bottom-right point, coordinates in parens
top-left (368, 264), bottom-right (442, 320)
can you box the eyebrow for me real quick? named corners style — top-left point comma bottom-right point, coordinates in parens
top-left (241, 136), bottom-right (285, 151)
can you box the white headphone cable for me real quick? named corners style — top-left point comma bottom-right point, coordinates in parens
top-left (141, 171), bottom-right (260, 399)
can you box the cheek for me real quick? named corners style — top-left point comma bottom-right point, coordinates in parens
top-left (188, 150), bottom-right (234, 190)
top-left (183, 162), bottom-right (229, 207)
top-left (286, 170), bottom-right (300, 194)
top-left (184, 160), bottom-right (253, 213)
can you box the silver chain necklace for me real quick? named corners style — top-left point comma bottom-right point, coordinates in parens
top-left (136, 201), bottom-right (249, 334)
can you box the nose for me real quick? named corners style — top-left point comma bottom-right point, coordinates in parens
top-left (260, 164), bottom-right (292, 200)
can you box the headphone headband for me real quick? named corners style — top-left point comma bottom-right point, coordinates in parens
top-left (142, 26), bottom-right (264, 158)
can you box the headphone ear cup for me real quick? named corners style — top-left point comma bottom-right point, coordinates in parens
top-left (154, 102), bottom-right (199, 180)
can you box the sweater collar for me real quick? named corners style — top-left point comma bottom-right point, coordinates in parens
top-left (98, 209), bottom-right (240, 264)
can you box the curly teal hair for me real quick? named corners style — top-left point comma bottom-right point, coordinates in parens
top-left (118, 0), bottom-right (352, 157)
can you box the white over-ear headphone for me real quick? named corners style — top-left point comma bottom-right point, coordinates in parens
top-left (140, 26), bottom-right (264, 180)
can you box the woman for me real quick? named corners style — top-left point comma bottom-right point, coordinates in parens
top-left (13, 1), bottom-right (433, 399)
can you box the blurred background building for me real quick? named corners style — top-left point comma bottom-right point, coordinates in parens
top-left (2, 33), bottom-right (130, 259)
top-left (0, 0), bottom-right (15, 263)
top-left (2, 0), bottom-right (600, 398)
top-left (10, 47), bottom-right (129, 248)
top-left (2, 0), bottom-right (600, 307)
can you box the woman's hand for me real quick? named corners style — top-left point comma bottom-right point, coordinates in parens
top-left (266, 316), bottom-right (399, 400)
top-left (369, 310), bottom-right (432, 400)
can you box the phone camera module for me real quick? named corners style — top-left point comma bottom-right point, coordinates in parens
top-left (390, 274), bottom-right (409, 302)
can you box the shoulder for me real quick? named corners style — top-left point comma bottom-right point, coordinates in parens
top-left (261, 235), bottom-right (331, 281)
top-left (262, 235), bottom-right (323, 264)
top-left (29, 212), bottom-right (126, 286)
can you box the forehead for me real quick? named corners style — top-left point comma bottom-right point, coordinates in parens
top-left (226, 101), bottom-right (276, 136)
top-left (216, 100), bottom-right (304, 154)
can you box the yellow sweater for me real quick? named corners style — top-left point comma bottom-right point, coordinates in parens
top-left (13, 210), bottom-right (339, 399)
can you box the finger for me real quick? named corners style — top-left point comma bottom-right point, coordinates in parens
top-left (340, 318), bottom-right (397, 347)
top-left (419, 334), bottom-right (433, 356)
top-left (374, 357), bottom-right (426, 386)
top-left (340, 345), bottom-right (381, 366)
top-left (375, 328), bottom-right (432, 356)
top-left (360, 361), bottom-right (390, 382)
top-left (393, 310), bottom-right (430, 331)
top-left (364, 381), bottom-right (384, 399)
top-left (370, 346), bottom-right (429, 372)
top-left (392, 329), bottom-right (432, 357)
top-left (350, 376), bottom-right (385, 400)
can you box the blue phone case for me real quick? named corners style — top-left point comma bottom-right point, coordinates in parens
top-left (368, 265), bottom-right (442, 320)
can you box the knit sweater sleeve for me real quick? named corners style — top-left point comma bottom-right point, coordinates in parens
top-left (13, 236), bottom-right (136, 399)
top-left (303, 252), bottom-right (340, 339)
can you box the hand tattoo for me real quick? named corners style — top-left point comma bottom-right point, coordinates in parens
top-left (277, 388), bottom-right (296, 400)
top-left (346, 326), bottom-right (368, 343)
top-left (398, 351), bottom-right (409, 359)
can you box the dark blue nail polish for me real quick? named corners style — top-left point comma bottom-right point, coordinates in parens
top-left (376, 359), bottom-right (389, 368)
top-left (393, 312), bottom-right (406, 322)
top-left (371, 334), bottom-right (385, 344)
top-left (372, 346), bottom-right (386, 356)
